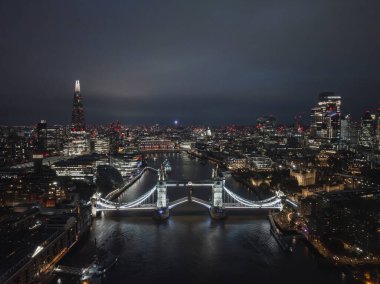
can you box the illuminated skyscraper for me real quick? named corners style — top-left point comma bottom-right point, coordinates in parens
top-left (376, 104), bottom-right (380, 149)
top-left (71, 80), bottom-right (85, 131)
top-left (310, 92), bottom-right (341, 141)
top-left (359, 110), bottom-right (375, 149)
top-left (257, 115), bottom-right (276, 136)
top-left (340, 114), bottom-right (351, 142)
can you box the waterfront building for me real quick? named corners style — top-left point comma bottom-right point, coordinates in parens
top-left (138, 139), bottom-right (175, 150)
top-left (226, 157), bottom-right (247, 171)
top-left (51, 155), bottom-right (105, 183)
top-left (179, 141), bottom-right (194, 149)
top-left (0, 205), bottom-right (91, 284)
top-left (109, 155), bottom-right (142, 178)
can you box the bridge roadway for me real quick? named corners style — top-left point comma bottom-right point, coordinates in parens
top-left (166, 180), bottom-right (214, 187)
top-left (54, 265), bottom-right (82, 276)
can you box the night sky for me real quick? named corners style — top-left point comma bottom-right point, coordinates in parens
top-left (1, 1), bottom-right (379, 125)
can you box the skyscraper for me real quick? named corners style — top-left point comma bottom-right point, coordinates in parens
top-left (340, 114), bottom-right (351, 142)
top-left (376, 104), bottom-right (380, 149)
top-left (256, 115), bottom-right (276, 136)
top-left (71, 80), bottom-right (85, 131)
top-left (359, 111), bottom-right (375, 150)
top-left (36, 119), bottom-right (47, 151)
top-left (310, 92), bottom-right (341, 141)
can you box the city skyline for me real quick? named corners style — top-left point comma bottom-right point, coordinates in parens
top-left (1, 1), bottom-right (380, 125)
top-left (1, 79), bottom-right (379, 127)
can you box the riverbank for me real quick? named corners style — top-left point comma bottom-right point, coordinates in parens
top-left (105, 166), bottom-right (157, 200)
top-left (140, 149), bottom-right (186, 153)
top-left (268, 213), bottom-right (293, 252)
top-left (187, 150), bottom-right (251, 187)
top-left (272, 211), bottom-right (380, 267)
top-left (187, 150), bottom-right (225, 166)
top-left (231, 173), bottom-right (255, 190)
top-left (305, 236), bottom-right (380, 266)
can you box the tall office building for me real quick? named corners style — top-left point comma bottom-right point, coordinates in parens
top-left (310, 92), bottom-right (341, 141)
top-left (71, 80), bottom-right (85, 131)
top-left (359, 111), bottom-right (375, 149)
top-left (46, 125), bottom-right (64, 154)
top-left (36, 120), bottom-right (47, 151)
top-left (340, 115), bottom-right (351, 142)
top-left (257, 115), bottom-right (276, 136)
top-left (376, 104), bottom-right (380, 149)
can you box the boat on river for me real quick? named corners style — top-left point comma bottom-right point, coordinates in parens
top-left (80, 257), bottom-right (118, 282)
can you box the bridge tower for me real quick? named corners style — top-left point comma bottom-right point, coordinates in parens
top-left (154, 166), bottom-right (170, 220)
top-left (210, 165), bottom-right (226, 219)
top-left (91, 194), bottom-right (100, 218)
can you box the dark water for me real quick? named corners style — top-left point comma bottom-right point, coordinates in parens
top-left (56, 152), bottom-right (349, 284)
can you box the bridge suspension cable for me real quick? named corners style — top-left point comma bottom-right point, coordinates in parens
top-left (97, 186), bottom-right (157, 209)
top-left (223, 186), bottom-right (282, 209)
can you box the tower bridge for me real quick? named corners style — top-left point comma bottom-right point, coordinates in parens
top-left (92, 167), bottom-right (284, 220)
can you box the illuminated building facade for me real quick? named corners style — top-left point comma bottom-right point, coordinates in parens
top-left (249, 156), bottom-right (273, 172)
top-left (52, 155), bottom-right (99, 183)
top-left (93, 137), bottom-right (110, 155)
top-left (290, 169), bottom-right (316, 187)
top-left (226, 157), bottom-right (247, 170)
top-left (63, 131), bottom-right (89, 157)
top-left (139, 139), bottom-right (175, 150)
top-left (46, 126), bottom-right (64, 155)
top-left (110, 156), bottom-right (142, 178)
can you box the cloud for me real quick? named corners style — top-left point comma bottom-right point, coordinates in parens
top-left (0, 0), bottom-right (379, 125)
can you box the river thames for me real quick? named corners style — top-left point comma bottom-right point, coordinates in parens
top-left (55, 152), bottom-right (349, 284)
